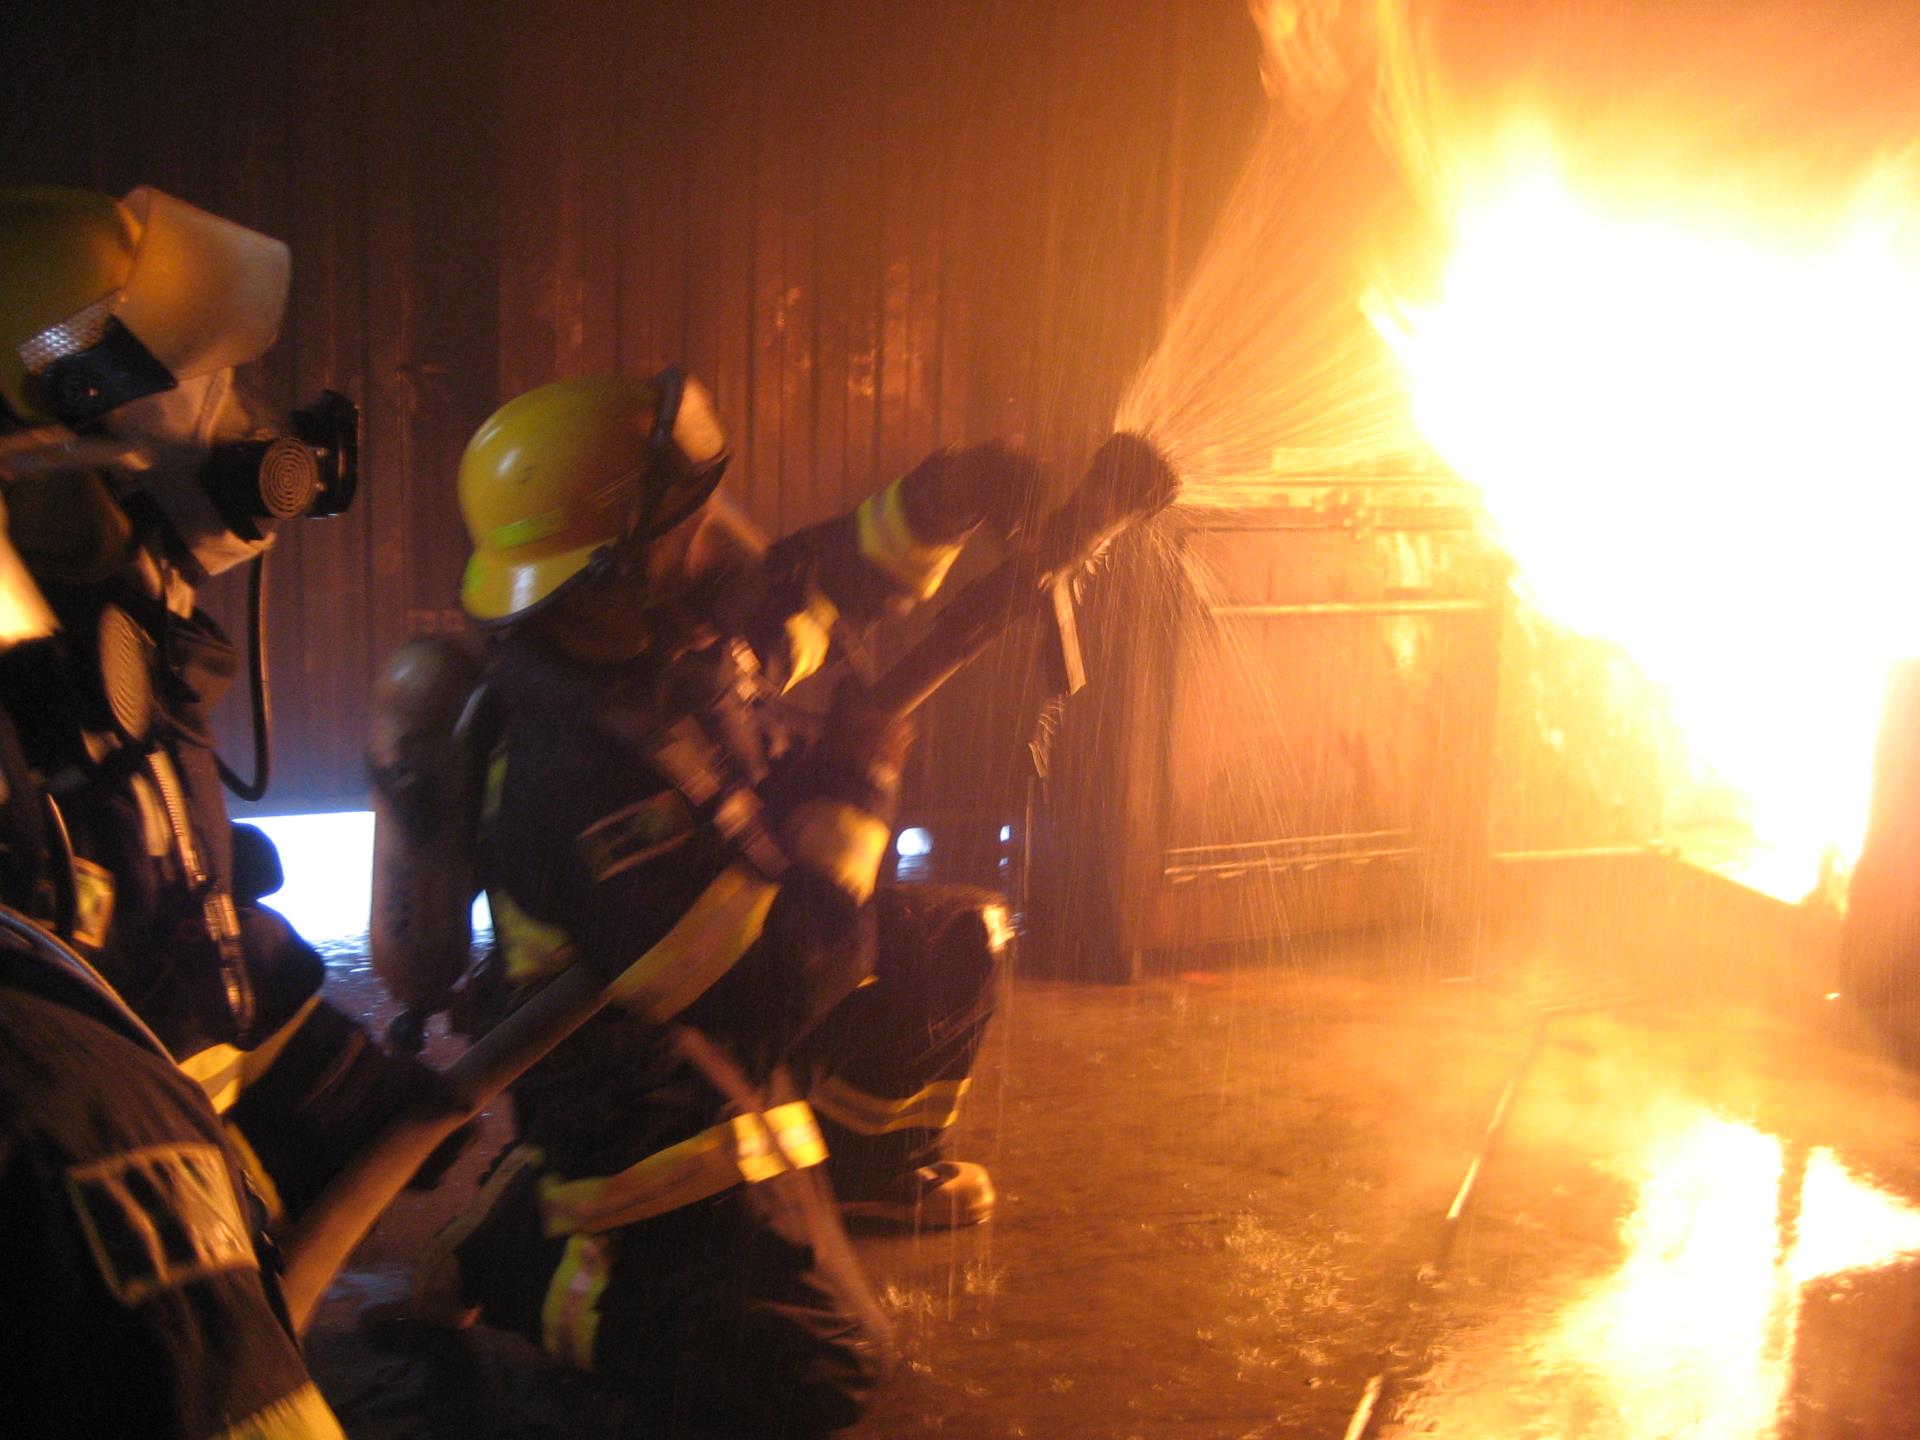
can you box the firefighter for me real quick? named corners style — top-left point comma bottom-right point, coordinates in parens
top-left (387, 372), bottom-right (1028, 1435)
top-left (0, 185), bottom-right (422, 1437)
top-left (0, 893), bottom-right (344, 1438)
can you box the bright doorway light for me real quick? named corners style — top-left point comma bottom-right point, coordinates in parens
top-left (245, 810), bottom-right (489, 948)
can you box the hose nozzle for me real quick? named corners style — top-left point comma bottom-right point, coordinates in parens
top-left (1038, 430), bottom-right (1180, 572)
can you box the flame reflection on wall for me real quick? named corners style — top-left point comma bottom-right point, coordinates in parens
top-left (1417, 1108), bottom-right (1920, 1438)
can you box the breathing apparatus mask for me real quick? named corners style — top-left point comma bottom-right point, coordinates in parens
top-left (95, 370), bottom-right (359, 577)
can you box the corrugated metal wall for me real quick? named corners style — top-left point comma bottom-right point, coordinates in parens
top-left (0, 0), bottom-right (1262, 818)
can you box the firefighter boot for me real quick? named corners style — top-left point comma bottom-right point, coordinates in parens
top-left (808, 885), bottom-right (1010, 1230)
top-left (357, 1146), bottom-right (547, 1352)
top-left (839, 1159), bottom-right (996, 1229)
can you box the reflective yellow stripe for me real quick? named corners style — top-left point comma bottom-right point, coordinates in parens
top-left (810, 1074), bottom-right (973, 1135)
top-left (492, 889), bottom-right (576, 984)
top-left (781, 589), bottom-right (839, 693)
top-left (539, 1101), bottom-right (827, 1236)
top-left (65, 1142), bottom-right (256, 1306)
top-left (177, 993), bottom-right (324, 1114)
top-left (177, 1044), bottom-right (247, 1113)
top-left (765, 1099), bottom-right (829, 1168)
top-left (483, 746), bottom-right (508, 822)
top-left (982, 901), bottom-right (1015, 953)
top-left (71, 856), bottom-right (114, 948)
top-left (540, 1232), bottom-right (613, 1372)
top-left (495, 867), bottom-right (775, 1019)
top-left (855, 475), bottom-right (963, 600)
top-left (608, 864), bottom-right (778, 1022)
top-left (783, 800), bottom-right (889, 904)
top-left (541, 1125), bottom-right (744, 1232)
top-left (211, 1382), bottom-right (347, 1440)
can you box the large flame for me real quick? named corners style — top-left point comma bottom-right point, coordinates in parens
top-left (1373, 130), bottom-right (1920, 881)
top-left (1136, 0), bottom-right (1920, 887)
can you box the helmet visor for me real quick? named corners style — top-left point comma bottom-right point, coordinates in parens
top-left (635, 367), bottom-right (730, 542)
top-left (16, 189), bottom-right (289, 426)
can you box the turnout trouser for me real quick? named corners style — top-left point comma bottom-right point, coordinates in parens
top-left (452, 1141), bottom-right (891, 1439)
top-left (795, 884), bottom-right (1008, 1200)
top-left (435, 884), bottom-right (1006, 1435)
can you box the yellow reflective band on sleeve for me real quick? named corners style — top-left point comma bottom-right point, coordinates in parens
top-left (764, 1099), bottom-right (829, 1169)
top-left (177, 992), bottom-right (324, 1114)
top-left (65, 1143), bottom-right (256, 1306)
top-left (783, 800), bottom-right (889, 904)
top-left (538, 1101), bottom-right (826, 1236)
top-left (211, 1382), bottom-right (348, 1440)
top-left (855, 475), bottom-right (964, 600)
top-left (809, 1074), bottom-right (973, 1136)
top-left (540, 1231), bottom-right (613, 1372)
top-left (608, 864), bottom-right (778, 1022)
top-left (491, 889), bottom-right (577, 985)
top-left (780, 589), bottom-right (840, 693)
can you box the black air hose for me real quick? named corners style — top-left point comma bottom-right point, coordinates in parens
top-left (217, 551), bottom-right (272, 802)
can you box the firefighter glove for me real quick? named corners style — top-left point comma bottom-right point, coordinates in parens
top-left (898, 440), bottom-right (1047, 545)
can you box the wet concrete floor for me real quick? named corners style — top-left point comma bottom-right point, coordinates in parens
top-left (306, 927), bottom-right (1920, 1438)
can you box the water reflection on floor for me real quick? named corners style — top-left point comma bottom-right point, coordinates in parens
top-left (307, 935), bottom-right (1920, 1438)
top-left (1392, 1007), bottom-right (1920, 1440)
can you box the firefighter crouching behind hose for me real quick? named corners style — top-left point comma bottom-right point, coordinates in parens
top-left (372, 371), bottom-right (1030, 1435)
top-left (0, 186), bottom-right (443, 1438)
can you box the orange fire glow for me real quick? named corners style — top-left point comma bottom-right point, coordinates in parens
top-left (1372, 131), bottom-right (1920, 885)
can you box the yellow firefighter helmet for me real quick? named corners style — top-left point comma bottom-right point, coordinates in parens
top-left (457, 369), bottom-right (730, 623)
top-left (0, 186), bottom-right (288, 427)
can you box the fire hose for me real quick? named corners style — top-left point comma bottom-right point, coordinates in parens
top-left (278, 431), bottom-right (1179, 1331)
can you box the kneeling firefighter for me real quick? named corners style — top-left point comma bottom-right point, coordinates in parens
top-left (374, 371), bottom-right (1029, 1436)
